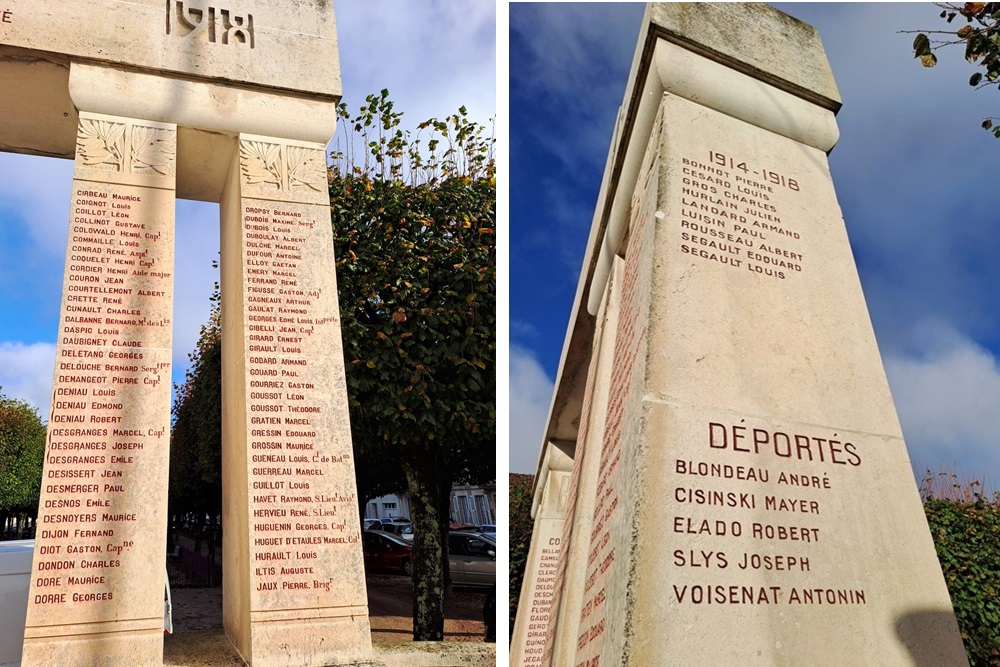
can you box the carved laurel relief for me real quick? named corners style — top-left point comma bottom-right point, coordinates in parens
top-left (76, 120), bottom-right (175, 176)
top-left (240, 141), bottom-right (282, 189)
top-left (77, 119), bottom-right (126, 172)
top-left (240, 140), bottom-right (325, 194)
top-left (286, 146), bottom-right (326, 192)
top-left (130, 125), bottom-right (176, 176)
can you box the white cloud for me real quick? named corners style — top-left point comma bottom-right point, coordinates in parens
top-left (0, 342), bottom-right (57, 418)
top-left (884, 322), bottom-right (1000, 483)
top-left (336, 2), bottom-right (495, 132)
top-left (509, 345), bottom-right (555, 474)
top-left (0, 154), bottom-right (73, 257)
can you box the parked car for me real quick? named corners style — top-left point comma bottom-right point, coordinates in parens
top-left (363, 518), bottom-right (381, 531)
top-left (476, 524), bottom-right (496, 538)
top-left (379, 522), bottom-right (414, 542)
top-left (447, 531), bottom-right (495, 588)
top-left (362, 530), bottom-right (413, 576)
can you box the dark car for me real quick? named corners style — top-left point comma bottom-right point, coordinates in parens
top-left (362, 530), bottom-right (413, 576)
top-left (379, 522), bottom-right (414, 542)
top-left (447, 531), bottom-right (495, 588)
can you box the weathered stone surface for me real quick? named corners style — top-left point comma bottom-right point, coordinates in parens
top-left (522, 4), bottom-right (968, 667)
top-left (23, 112), bottom-right (176, 667)
top-left (0, 0), bottom-right (340, 97)
top-left (510, 470), bottom-right (570, 667)
top-left (221, 134), bottom-right (370, 667)
top-left (6, 2), bottom-right (375, 664)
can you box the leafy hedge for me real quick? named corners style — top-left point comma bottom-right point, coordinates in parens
top-left (510, 474), bottom-right (534, 640)
top-left (924, 496), bottom-right (1000, 666)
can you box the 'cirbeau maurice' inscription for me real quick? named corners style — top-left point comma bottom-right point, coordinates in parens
top-left (33, 183), bottom-right (170, 609)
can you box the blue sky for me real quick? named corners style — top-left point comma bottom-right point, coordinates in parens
top-left (0, 2), bottom-right (495, 420)
top-left (509, 3), bottom-right (1000, 487)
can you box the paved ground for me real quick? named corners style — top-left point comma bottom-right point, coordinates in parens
top-left (169, 574), bottom-right (488, 642)
top-left (162, 573), bottom-right (493, 665)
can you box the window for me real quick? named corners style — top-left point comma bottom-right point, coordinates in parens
top-left (474, 495), bottom-right (491, 524)
top-left (460, 495), bottom-right (473, 524)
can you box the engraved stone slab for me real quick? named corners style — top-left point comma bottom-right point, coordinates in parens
top-left (22, 114), bottom-right (176, 667)
top-left (564, 91), bottom-right (968, 666)
top-left (0, 0), bottom-right (340, 97)
top-left (221, 135), bottom-right (370, 666)
top-left (511, 471), bottom-right (570, 667)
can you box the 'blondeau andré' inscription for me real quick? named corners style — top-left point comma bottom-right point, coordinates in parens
top-left (679, 149), bottom-right (804, 280)
top-left (668, 419), bottom-right (867, 607)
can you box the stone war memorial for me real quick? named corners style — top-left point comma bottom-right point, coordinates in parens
top-left (0, 1), bottom-right (375, 665)
top-left (511, 4), bottom-right (970, 666)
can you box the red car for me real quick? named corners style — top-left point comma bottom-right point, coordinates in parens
top-left (362, 530), bottom-right (413, 575)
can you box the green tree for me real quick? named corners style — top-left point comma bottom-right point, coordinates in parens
top-left (509, 474), bottom-right (535, 640)
top-left (329, 90), bottom-right (496, 640)
top-left (169, 285), bottom-right (222, 519)
top-left (910, 2), bottom-right (1000, 135)
top-left (0, 389), bottom-right (46, 537)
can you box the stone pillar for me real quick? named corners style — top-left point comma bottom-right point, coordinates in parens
top-left (23, 111), bottom-right (176, 666)
top-left (220, 134), bottom-right (371, 667)
top-left (528, 4), bottom-right (969, 666)
top-left (544, 257), bottom-right (624, 667)
top-left (510, 450), bottom-right (571, 667)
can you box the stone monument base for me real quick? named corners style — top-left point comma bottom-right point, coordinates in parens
top-left (163, 631), bottom-right (496, 667)
top-left (246, 614), bottom-right (373, 667)
top-left (23, 625), bottom-right (164, 667)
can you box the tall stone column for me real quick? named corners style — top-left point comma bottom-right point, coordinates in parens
top-left (220, 134), bottom-right (371, 667)
top-left (22, 111), bottom-right (176, 666)
top-left (544, 257), bottom-right (624, 667)
top-left (510, 453), bottom-right (571, 666)
top-left (527, 4), bottom-right (969, 666)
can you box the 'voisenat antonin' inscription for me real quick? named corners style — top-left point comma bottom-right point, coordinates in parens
top-left (668, 418), bottom-right (867, 607)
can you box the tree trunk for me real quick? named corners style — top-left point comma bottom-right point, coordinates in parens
top-left (403, 443), bottom-right (446, 641)
top-left (439, 471), bottom-right (453, 600)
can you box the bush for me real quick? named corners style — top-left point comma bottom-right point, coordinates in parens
top-left (509, 473), bottom-right (534, 640)
top-left (922, 472), bottom-right (1000, 666)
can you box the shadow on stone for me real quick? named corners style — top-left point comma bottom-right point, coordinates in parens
top-left (895, 609), bottom-right (968, 666)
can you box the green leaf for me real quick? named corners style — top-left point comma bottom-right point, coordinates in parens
top-left (913, 33), bottom-right (932, 56)
top-left (971, 72), bottom-right (984, 86)
top-left (920, 52), bottom-right (939, 67)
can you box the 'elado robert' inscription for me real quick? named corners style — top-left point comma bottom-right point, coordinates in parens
top-left (31, 181), bottom-right (172, 613)
top-left (242, 201), bottom-right (361, 599)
